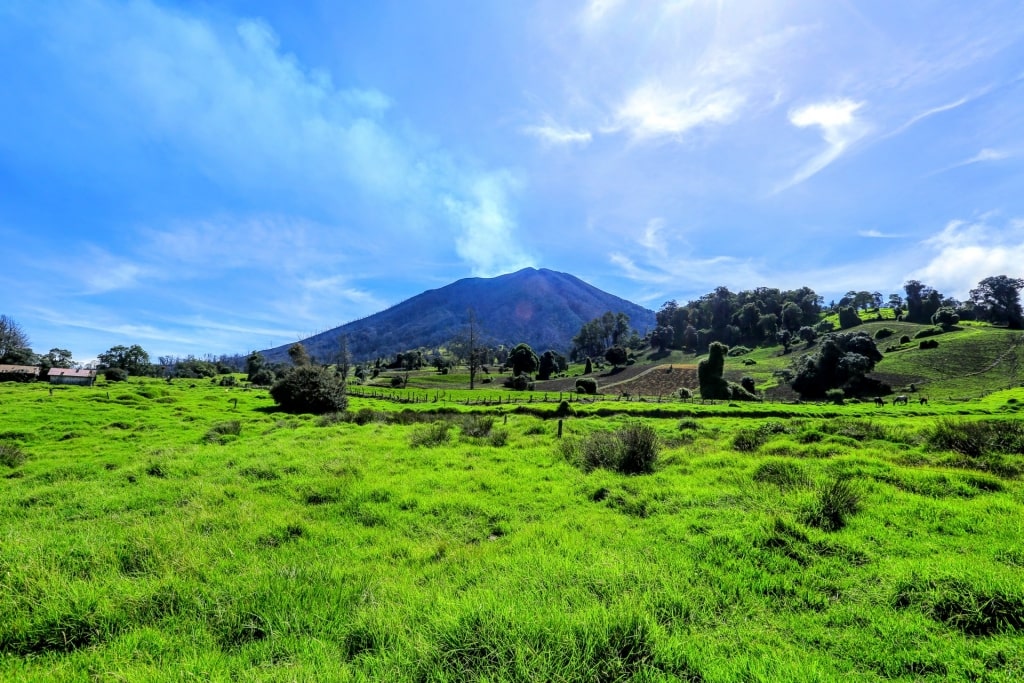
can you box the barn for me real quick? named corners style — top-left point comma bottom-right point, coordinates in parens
top-left (47, 368), bottom-right (97, 386)
top-left (0, 364), bottom-right (40, 382)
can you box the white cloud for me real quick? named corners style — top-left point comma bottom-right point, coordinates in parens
top-left (778, 98), bottom-right (868, 191)
top-left (521, 121), bottom-right (593, 146)
top-left (927, 148), bottom-right (1012, 176)
top-left (858, 229), bottom-right (904, 239)
top-left (612, 81), bottom-right (745, 140)
top-left (27, 0), bottom-right (524, 275)
top-left (909, 217), bottom-right (1024, 296)
top-left (443, 172), bottom-right (534, 277)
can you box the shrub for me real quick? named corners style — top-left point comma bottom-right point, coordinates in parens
top-left (899, 335), bottom-right (911, 344)
top-left (555, 400), bottom-right (574, 417)
top-left (103, 367), bottom-right (128, 382)
top-left (0, 441), bottom-right (27, 468)
top-left (512, 374), bottom-right (529, 391)
top-left (825, 388), bottom-right (845, 404)
top-left (740, 376), bottom-right (756, 394)
top-left (488, 429), bottom-right (510, 447)
top-left (743, 358), bottom-right (757, 365)
top-left (804, 476), bottom-right (861, 531)
top-left (727, 346), bottom-right (752, 357)
top-left (914, 326), bottom-right (944, 339)
top-left (218, 375), bottom-right (238, 387)
top-left (250, 368), bottom-right (275, 386)
top-left (676, 387), bottom-right (692, 399)
top-left (874, 328), bottom-right (895, 339)
top-left (575, 378), bottom-right (598, 395)
top-left (919, 339), bottom-right (939, 350)
top-left (270, 366), bottom-right (348, 414)
top-left (698, 342), bottom-right (730, 399)
top-left (459, 415), bottom-right (495, 438)
top-left (838, 306), bottom-right (861, 329)
top-left (390, 376), bottom-right (405, 388)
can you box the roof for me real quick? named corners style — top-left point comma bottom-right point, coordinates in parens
top-left (0, 364), bottom-right (38, 374)
top-left (47, 368), bottom-right (97, 378)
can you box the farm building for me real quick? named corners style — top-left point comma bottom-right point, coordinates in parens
top-left (47, 368), bottom-right (97, 386)
top-left (0, 364), bottom-right (40, 382)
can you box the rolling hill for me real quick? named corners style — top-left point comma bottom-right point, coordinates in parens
top-left (261, 268), bottom-right (657, 363)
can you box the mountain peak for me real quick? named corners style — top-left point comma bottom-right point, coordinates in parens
top-left (262, 269), bottom-right (655, 362)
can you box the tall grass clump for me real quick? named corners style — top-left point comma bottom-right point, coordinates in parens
top-left (203, 420), bottom-right (242, 444)
top-left (0, 441), bottom-right (27, 468)
top-left (804, 476), bottom-right (861, 531)
top-left (926, 418), bottom-right (1024, 476)
top-left (753, 460), bottom-right (808, 489)
top-left (410, 421), bottom-right (452, 448)
top-left (562, 422), bottom-right (659, 474)
top-left (459, 415), bottom-right (495, 438)
top-left (894, 575), bottom-right (1024, 635)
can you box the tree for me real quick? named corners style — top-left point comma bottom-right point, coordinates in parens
top-left (288, 343), bottom-right (312, 367)
top-left (98, 344), bottom-right (150, 376)
top-left (604, 346), bottom-right (628, 367)
top-left (537, 350), bottom-right (558, 380)
top-left (798, 326), bottom-right (818, 344)
top-left (507, 343), bottom-right (539, 376)
top-left (246, 351), bottom-right (266, 382)
top-left (650, 325), bottom-right (674, 352)
top-left (970, 275), bottom-right (1024, 328)
top-left (334, 334), bottom-right (351, 381)
top-left (777, 329), bottom-right (793, 352)
top-left (0, 315), bottom-right (31, 364)
top-left (44, 348), bottom-right (73, 369)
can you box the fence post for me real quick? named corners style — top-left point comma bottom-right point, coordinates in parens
top-left (557, 419), bottom-right (563, 439)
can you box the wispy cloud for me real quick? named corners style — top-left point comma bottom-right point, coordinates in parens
top-left (884, 95), bottom-right (974, 139)
top-left (611, 81), bottom-right (745, 140)
top-left (443, 171), bottom-right (533, 277)
top-left (776, 98), bottom-right (868, 192)
top-left (521, 121), bottom-right (593, 146)
top-left (926, 148), bottom-right (1012, 176)
top-left (858, 229), bottom-right (905, 239)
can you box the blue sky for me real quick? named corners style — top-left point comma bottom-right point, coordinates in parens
top-left (2, 0), bottom-right (1023, 362)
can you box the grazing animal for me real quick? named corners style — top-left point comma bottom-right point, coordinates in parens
top-left (893, 395), bottom-right (909, 405)
top-left (919, 396), bottom-right (928, 405)
top-left (874, 397), bottom-right (885, 407)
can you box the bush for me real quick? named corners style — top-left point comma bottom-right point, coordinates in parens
top-left (825, 388), bottom-right (845, 404)
top-left (919, 339), bottom-right (939, 350)
top-left (555, 400), bottom-right (574, 417)
top-left (512, 374), bottom-right (529, 391)
top-left (727, 346), bottom-right (752, 357)
top-left (676, 387), bottom-right (692, 399)
top-left (575, 378), bottom-right (598, 395)
top-left (740, 376), bottom-right (756, 394)
top-left (900, 335), bottom-right (911, 344)
top-left (914, 326), bottom-right (944, 339)
top-left (459, 415), bottom-right (495, 438)
top-left (250, 368), bottom-right (275, 386)
top-left (698, 342), bottom-right (730, 399)
top-left (390, 376), bottom-right (405, 388)
top-left (838, 306), bottom-right (861, 329)
top-left (618, 423), bottom-right (660, 474)
top-left (874, 328), bottom-right (895, 339)
top-left (270, 366), bottom-right (348, 414)
top-left (743, 358), bottom-right (757, 365)
top-left (218, 375), bottom-right (238, 387)
top-left (103, 367), bottom-right (128, 382)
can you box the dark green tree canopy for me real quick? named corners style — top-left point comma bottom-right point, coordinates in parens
top-left (507, 343), bottom-right (539, 376)
top-left (270, 365), bottom-right (347, 414)
top-left (970, 275), bottom-right (1024, 328)
top-left (790, 331), bottom-right (883, 398)
top-left (604, 346), bottom-right (628, 367)
top-left (98, 344), bottom-right (150, 376)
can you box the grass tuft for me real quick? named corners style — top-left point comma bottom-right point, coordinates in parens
top-left (804, 476), bottom-right (861, 531)
top-left (0, 441), bottom-right (27, 468)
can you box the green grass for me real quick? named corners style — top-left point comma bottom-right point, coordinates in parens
top-left (1, 378), bottom-right (1023, 680)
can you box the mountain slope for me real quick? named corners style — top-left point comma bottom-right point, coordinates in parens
top-left (262, 268), bottom-right (656, 362)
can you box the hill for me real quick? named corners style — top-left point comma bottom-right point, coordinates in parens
top-left (262, 268), bottom-right (656, 363)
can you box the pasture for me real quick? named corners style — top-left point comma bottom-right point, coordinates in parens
top-left (1, 377), bottom-right (1023, 681)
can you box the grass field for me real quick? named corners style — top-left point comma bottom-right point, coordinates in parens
top-left (2, 375), bottom-right (1023, 681)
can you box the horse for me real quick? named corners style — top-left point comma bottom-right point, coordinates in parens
top-left (893, 395), bottom-right (909, 405)
top-left (874, 397), bottom-right (885, 407)
top-left (919, 396), bottom-right (928, 405)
